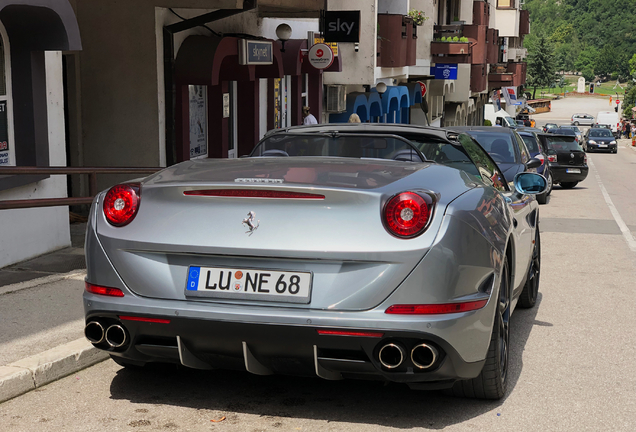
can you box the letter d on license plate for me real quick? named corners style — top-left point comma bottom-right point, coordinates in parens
top-left (186, 266), bottom-right (312, 304)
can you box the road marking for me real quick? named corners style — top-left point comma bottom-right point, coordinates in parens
top-left (588, 157), bottom-right (636, 252)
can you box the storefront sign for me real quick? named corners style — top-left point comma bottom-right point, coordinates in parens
top-left (0, 101), bottom-right (9, 166)
top-left (308, 43), bottom-right (334, 70)
top-left (238, 40), bottom-right (273, 65)
top-left (433, 64), bottom-right (458, 80)
top-left (312, 35), bottom-right (338, 56)
top-left (323, 11), bottom-right (360, 43)
top-left (189, 85), bottom-right (207, 159)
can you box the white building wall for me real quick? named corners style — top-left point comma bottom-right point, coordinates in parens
top-left (323, 0), bottom-right (377, 85)
top-left (494, 9), bottom-right (518, 37)
top-left (460, 0), bottom-right (473, 24)
top-left (0, 52), bottom-right (70, 268)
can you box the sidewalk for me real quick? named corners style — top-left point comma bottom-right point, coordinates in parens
top-left (0, 221), bottom-right (108, 403)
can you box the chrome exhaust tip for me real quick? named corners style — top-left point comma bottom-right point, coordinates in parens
top-left (105, 324), bottom-right (127, 348)
top-left (84, 321), bottom-right (105, 344)
top-left (411, 343), bottom-right (438, 370)
top-left (378, 343), bottom-right (406, 369)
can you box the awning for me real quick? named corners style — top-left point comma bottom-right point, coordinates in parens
top-left (175, 35), bottom-right (284, 86)
top-left (329, 92), bottom-right (369, 123)
top-left (0, 0), bottom-right (81, 50)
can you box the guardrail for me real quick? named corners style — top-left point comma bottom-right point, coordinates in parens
top-left (0, 167), bottom-right (161, 210)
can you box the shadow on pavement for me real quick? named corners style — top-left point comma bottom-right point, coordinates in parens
top-left (108, 294), bottom-right (544, 429)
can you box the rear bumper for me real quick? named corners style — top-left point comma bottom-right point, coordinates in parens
top-left (549, 164), bottom-right (589, 183)
top-left (85, 308), bottom-right (485, 388)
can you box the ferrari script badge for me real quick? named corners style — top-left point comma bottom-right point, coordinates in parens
top-left (242, 211), bottom-right (260, 236)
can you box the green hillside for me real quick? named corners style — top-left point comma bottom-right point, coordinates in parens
top-left (524, 0), bottom-right (636, 79)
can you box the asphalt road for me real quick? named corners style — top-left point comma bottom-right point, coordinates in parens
top-left (0, 96), bottom-right (635, 431)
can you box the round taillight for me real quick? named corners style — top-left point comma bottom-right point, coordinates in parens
top-left (383, 192), bottom-right (431, 238)
top-left (535, 154), bottom-right (545, 165)
top-left (103, 183), bottom-right (140, 227)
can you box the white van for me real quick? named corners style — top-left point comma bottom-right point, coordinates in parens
top-left (596, 111), bottom-right (620, 136)
top-left (484, 104), bottom-right (516, 127)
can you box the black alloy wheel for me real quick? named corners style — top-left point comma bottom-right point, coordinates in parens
top-left (518, 228), bottom-right (541, 308)
top-left (546, 172), bottom-right (553, 196)
top-left (446, 258), bottom-right (510, 399)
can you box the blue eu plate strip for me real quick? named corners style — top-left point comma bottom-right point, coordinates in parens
top-left (187, 267), bottom-right (200, 291)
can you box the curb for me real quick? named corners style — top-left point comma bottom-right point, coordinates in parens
top-left (0, 338), bottom-right (108, 403)
top-left (0, 269), bottom-right (87, 296)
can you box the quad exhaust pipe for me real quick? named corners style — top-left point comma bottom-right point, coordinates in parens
top-left (378, 343), bottom-right (406, 369)
top-left (105, 325), bottom-right (127, 348)
top-left (411, 343), bottom-right (438, 370)
top-left (84, 321), bottom-right (105, 344)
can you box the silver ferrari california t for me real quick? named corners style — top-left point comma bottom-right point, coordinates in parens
top-left (83, 124), bottom-right (546, 399)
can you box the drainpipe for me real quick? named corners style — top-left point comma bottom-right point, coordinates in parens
top-left (163, 0), bottom-right (257, 166)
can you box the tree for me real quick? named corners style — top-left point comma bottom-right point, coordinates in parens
top-left (526, 35), bottom-right (558, 99)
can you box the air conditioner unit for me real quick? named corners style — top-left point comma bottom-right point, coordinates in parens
top-left (325, 85), bottom-right (346, 113)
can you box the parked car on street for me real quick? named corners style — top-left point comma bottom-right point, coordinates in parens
top-left (558, 125), bottom-right (582, 142)
top-left (516, 127), bottom-right (552, 204)
top-left (538, 133), bottom-right (589, 189)
top-left (83, 123), bottom-right (546, 400)
top-left (448, 127), bottom-right (543, 189)
top-left (548, 127), bottom-right (578, 143)
top-left (582, 127), bottom-right (618, 153)
top-left (571, 113), bottom-right (595, 126)
top-left (543, 123), bottom-right (558, 132)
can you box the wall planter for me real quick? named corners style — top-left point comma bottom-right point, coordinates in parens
top-left (431, 41), bottom-right (470, 55)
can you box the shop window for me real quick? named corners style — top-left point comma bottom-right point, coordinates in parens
top-left (0, 24), bottom-right (14, 167)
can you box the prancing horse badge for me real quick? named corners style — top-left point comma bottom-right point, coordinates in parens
top-left (242, 211), bottom-right (260, 236)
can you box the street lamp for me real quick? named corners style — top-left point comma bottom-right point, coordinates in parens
top-left (276, 23), bottom-right (292, 53)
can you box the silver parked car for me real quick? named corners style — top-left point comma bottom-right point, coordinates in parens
top-left (84, 124), bottom-right (546, 400)
top-left (571, 113), bottom-right (594, 126)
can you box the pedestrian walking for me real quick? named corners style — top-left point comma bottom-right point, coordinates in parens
top-left (302, 106), bottom-right (318, 125)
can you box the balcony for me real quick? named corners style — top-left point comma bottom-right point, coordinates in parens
top-left (486, 28), bottom-right (499, 64)
top-left (507, 47), bottom-right (528, 62)
top-left (488, 62), bottom-right (527, 88)
top-left (377, 14), bottom-right (416, 68)
top-left (464, 24), bottom-right (487, 65)
top-left (519, 10), bottom-right (530, 35)
top-left (471, 64), bottom-right (488, 93)
top-left (473, 1), bottom-right (489, 26)
top-left (431, 25), bottom-right (470, 63)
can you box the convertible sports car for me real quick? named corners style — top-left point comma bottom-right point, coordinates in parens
top-left (84, 124), bottom-right (546, 400)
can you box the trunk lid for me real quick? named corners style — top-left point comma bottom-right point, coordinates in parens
top-left (95, 158), bottom-right (475, 311)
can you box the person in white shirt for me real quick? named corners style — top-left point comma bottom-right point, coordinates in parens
top-left (302, 106), bottom-right (318, 125)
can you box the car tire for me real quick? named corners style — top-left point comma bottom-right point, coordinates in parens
top-left (560, 181), bottom-right (578, 189)
top-left (518, 228), bottom-right (540, 308)
top-left (574, 121), bottom-right (579, 126)
top-left (546, 173), bottom-right (553, 196)
top-left (537, 191), bottom-right (547, 204)
top-left (445, 259), bottom-right (510, 400)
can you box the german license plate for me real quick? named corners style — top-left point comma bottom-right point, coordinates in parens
top-left (186, 266), bottom-right (312, 303)
top-left (566, 168), bottom-right (581, 173)
top-left (599, 144), bottom-right (608, 148)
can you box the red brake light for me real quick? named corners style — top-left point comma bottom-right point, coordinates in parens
top-left (383, 192), bottom-right (432, 238)
top-left (548, 155), bottom-right (557, 162)
top-left (119, 315), bottom-right (170, 324)
top-left (85, 282), bottom-right (124, 297)
top-left (103, 183), bottom-right (140, 226)
top-left (385, 300), bottom-right (488, 314)
top-left (316, 329), bottom-right (384, 338)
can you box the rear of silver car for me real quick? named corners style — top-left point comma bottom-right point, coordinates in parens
top-left (84, 159), bottom-right (504, 389)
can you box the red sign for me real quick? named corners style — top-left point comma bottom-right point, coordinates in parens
top-left (316, 49), bottom-right (324, 57)
top-left (616, 100), bottom-right (621, 104)
top-left (417, 81), bottom-right (427, 97)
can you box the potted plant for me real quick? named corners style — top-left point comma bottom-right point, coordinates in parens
top-left (408, 9), bottom-right (428, 26)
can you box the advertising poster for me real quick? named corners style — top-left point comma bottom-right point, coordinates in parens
top-left (189, 85), bottom-right (207, 159)
top-left (0, 101), bottom-right (9, 166)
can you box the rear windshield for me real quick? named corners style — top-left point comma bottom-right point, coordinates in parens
top-left (560, 126), bottom-right (580, 132)
top-left (466, 132), bottom-right (516, 163)
top-left (520, 134), bottom-right (541, 153)
top-left (551, 128), bottom-right (576, 136)
top-left (589, 129), bottom-right (613, 138)
top-left (545, 136), bottom-right (582, 151)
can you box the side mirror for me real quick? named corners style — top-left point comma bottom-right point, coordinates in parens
top-left (514, 172), bottom-right (548, 195)
top-left (526, 158), bottom-right (542, 169)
